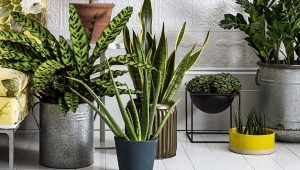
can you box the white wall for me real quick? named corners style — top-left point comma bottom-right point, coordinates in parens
top-left (21, 0), bottom-right (260, 130)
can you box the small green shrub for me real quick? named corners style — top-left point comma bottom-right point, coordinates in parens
top-left (187, 73), bottom-right (241, 94)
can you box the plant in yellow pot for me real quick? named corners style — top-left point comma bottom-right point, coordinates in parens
top-left (230, 108), bottom-right (275, 155)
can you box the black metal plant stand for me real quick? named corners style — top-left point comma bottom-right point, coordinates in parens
top-left (185, 87), bottom-right (241, 143)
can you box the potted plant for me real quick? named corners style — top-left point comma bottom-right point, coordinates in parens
top-left (68, 55), bottom-right (179, 170)
top-left (230, 108), bottom-right (275, 155)
top-left (219, 0), bottom-right (300, 142)
top-left (118, 0), bottom-right (210, 159)
top-left (187, 73), bottom-right (241, 114)
top-left (0, 4), bottom-right (136, 168)
top-left (72, 0), bottom-right (114, 43)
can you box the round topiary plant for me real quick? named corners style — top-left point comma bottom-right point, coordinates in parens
top-left (187, 73), bottom-right (241, 94)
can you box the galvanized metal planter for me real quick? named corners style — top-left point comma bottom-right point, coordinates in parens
top-left (39, 103), bottom-right (94, 168)
top-left (257, 63), bottom-right (300, 142)
top-left (153, 103), bottom-right (177, 159)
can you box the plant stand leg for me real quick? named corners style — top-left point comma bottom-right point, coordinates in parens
top-left (8, 130), bottom-right (14, 170)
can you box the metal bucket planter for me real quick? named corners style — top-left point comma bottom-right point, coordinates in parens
top-left (115, 137), bottom-right (158, 170)
top-left (257, 63), bottom-right (300, 142)
top-left (39, 103), bottom-right (94, 169)
top-left (127, 101), bottom-right (177, 159)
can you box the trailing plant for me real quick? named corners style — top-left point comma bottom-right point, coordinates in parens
top-left (122, 0), bottom-right (210, 104)
top-left (234, 108), bottom-right (267, 135)
top-left (68, 56), bottom-right (180, 141)
top-left (187, 73), bottom-right (241, 94)
top-left (219, 0), bottom-right (300, 65)
top-left (0, 4), bottom-right (143, 113)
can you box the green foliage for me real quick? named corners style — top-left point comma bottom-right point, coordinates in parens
top-left (187, 73), bottom-right (241, 94)
top-left (234, 108), bottom-right (267, 135)
top-left (0, 5), bottom-right (136, 113)
top-left (219, 0), bottom-right (300, 65)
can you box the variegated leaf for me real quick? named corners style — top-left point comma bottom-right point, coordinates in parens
top-left (0, 59), bottom-right (39, 72)
top-left (64, 91), bottom-right (79, 113)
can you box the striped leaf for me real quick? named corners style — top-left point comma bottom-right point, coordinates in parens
top-left (69, 4), bottom-right (90, 76)
top-left (0, 59), bottom-right (39, 72)
top-left (59, 36), bottom-right (76, 66)
top-left (91, 78), bottom-right (126, 88)
top-left (11, 12), bottom-right (57, 42)
top-left (64, 91), bottom-right (79, 112)
top-left (11, 12), bottom-right (60, 56)
top-left (90, 6), bottom-right (133, 63)
top-left (33, 60), bottom-right (64, 92)
top-left (161, 31), bottom-right (210, 103)
top-left (0, 31), bottom-right (51, 58)
top-left (58, 97), bottom-right (69, 114)
top-left (92, 54), bottom-right (137, 73)
top-left (98, 70), bottom-right (128, 80)
top-left (0, 40), bottom-right (41, 62)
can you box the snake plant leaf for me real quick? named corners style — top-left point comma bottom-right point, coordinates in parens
top-left (152, 25), bottom-right (167, 100)
top-left (33, 60), bottom-right (64, 92)
top-left (123, 25), bottom-right (132, 54)
top-left (0, 30), bottom-right (50, 58)
top-left (90, 6), bottom-right (133, 64)
top-left (175, 22), bottom-right (186, 50)
top-left (69, 4), bottom-right (90, 76)
top-left (139, 0), bottom-right (153, 51)
top-left (161, 51), bottom-right (175, 95)
top-left (161, 31), bottom-right (210, 103)
top-left (64, 91), bottom-right (79, 113)
top-left (0, 59), bottom-right (39, 72)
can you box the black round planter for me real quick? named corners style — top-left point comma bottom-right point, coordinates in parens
top-left (114, 137), bottom-right (158, 170)
top-left (189, 92), bottom-right (235, 114)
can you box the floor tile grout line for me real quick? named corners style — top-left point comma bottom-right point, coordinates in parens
top-left (15, 132), bottom-right (36, 170)
top-left (242, 155), bottom-right (255, 170)
top-left (268, 153), bottom-right (285, 170)
top-left (178, 135), bottom-right (196, 170)
top-left (284, 143), bottom-right (300, 159)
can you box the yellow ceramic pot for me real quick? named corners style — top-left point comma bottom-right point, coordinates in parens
top-left (229, 128), bottom-right (275, 155)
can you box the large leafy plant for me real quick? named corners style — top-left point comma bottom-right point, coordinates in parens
top-left (122, 0), bottom-right (210, 104)
top-left (0, 4), bottom-right (141, 113)
top-left (219, 0), bottom-right (300, 65)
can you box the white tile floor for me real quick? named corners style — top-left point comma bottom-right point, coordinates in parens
top-left (1, 131), bottom-right (300, 170)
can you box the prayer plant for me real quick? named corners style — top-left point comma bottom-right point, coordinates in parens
top-left (0, 4), bottom-right (145, 113)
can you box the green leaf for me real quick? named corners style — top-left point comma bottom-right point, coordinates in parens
top-left (69, 4), bottom-right (90, 76)
top-left (90, 6), bottom-right (133, 63)
top-left (175, 22), bottom-right (186, 50)
top-left (58, 36), bottom-right (76, 66)
top-left (139, 0), bottom-right (153, 50)
top-left (0, 59), bottom-right (39, 72)
top-left (58, 97), bottom-right (69, 114)
top-left (64, 91), bottom-right (79, 113)
top-left (33, 60), bottom-right (64, 92)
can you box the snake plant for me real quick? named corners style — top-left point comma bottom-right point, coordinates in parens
top-left (219, 0), bottom-right (300, 65)
top-left (68, 58), bottom-right (179, 141)
top-left (123, 0), bottom-right (210, 105)
top-left (0, 4), bottom-right (145, 113)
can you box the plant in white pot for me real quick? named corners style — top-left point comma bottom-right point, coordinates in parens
top-left (68, 57), bottom-right (179, 170)
top-left (72, 0), bottom-right (115, 43)
top-left (219, 0), bottom-right (300, 142)
top-left (0, 4), bottom-right (137, 168)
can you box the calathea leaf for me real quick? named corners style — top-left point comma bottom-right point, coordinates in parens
top-left (0, 59), bottom-right (39, 72)
top-left (58, 97), bottom-right (69, 114)
top-left (64, 91), bottom-right (79, 113)
top-left (90, 6), bottom-right (133, 63)
top-left (69, 4), bottom-right (90, 76)
top-left (33, 60), bottom-right (64, 92)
